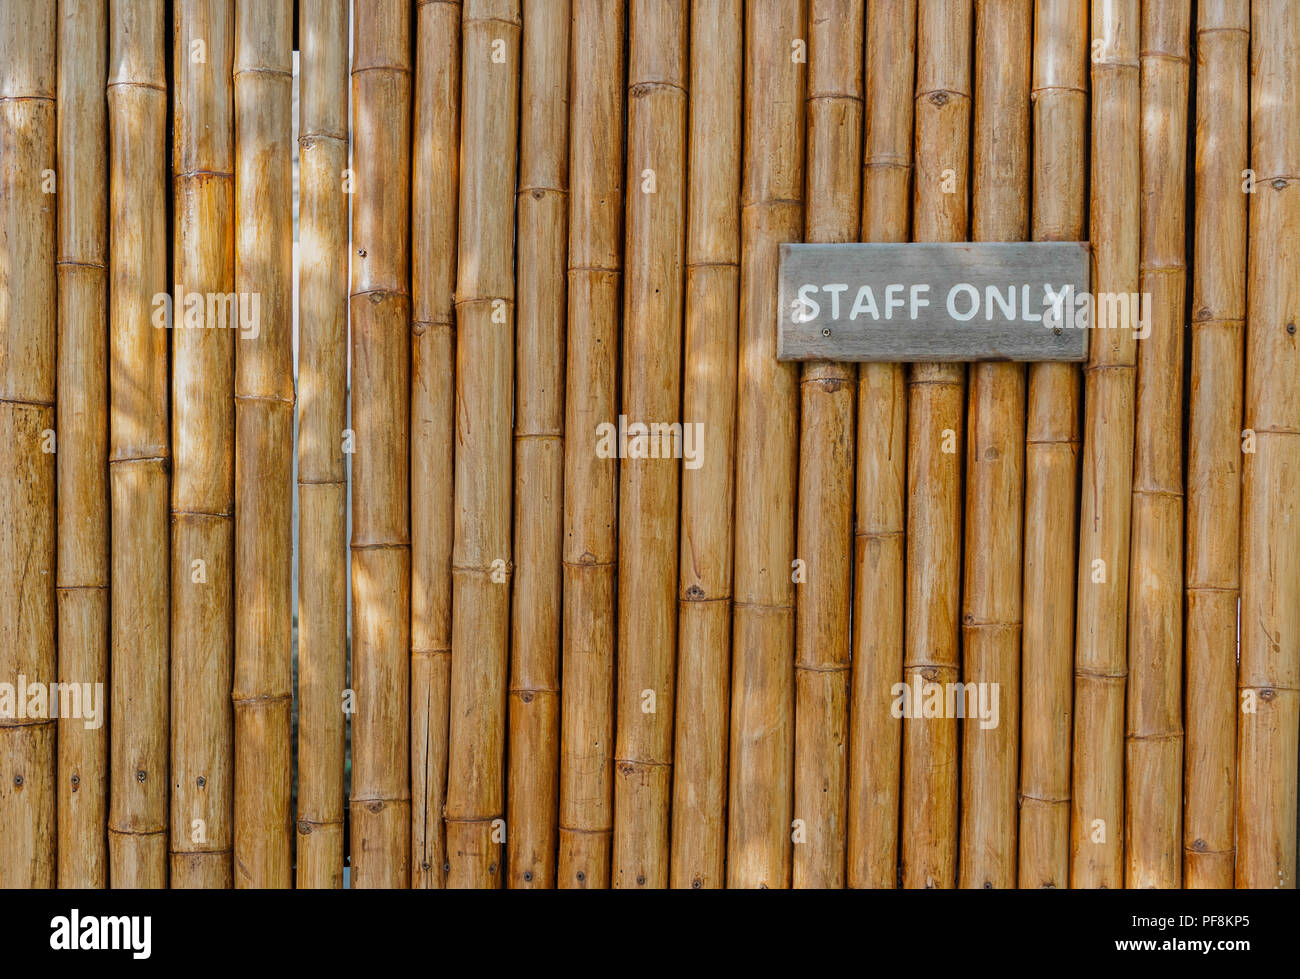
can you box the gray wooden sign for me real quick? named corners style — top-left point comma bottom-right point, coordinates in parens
top-left (777, 241), bottom-right (1091, 362)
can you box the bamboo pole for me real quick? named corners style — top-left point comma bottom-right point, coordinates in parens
top-left (507, 0), bottom-right (568, 890)
top-left (793, 0), bottom-right (861, 890)
top-left (1184, 0), bottom-right (1247, 891)
top-left (232, 0), bottom-right (293, 888)
top-left (670, 0), bottom-right (742, 891)
top-left (613, 0), bottom-right (687, 891)
top-left (411, 0), bottom-right (459, 891)
top-left (1071, 0), bottom-right (1139, 890)
top-left (1126, 0), bottom-right (1188, 890)
top-left (1018, 0), bottom-right (1086, 889)
top-left (901, 0), bottom-right (969, 891)
top-left (350, 0), bottom-right (412, 888)
top-left (728, 0), bottom-right (807, 891)
top-left (446, 0), bottom-right (520, 889)
top-left (170, 0), bottom-right (235, 889)
top-left (847, 0), bottom-right (914, 890)
top-left (106, 0), bottom-right (170, 889)
top-left (0, 0), bottom-right (57, 889)
top-left (559, 0), bottom-right (623, 890)
top-left (296, 0), bottom-right (349, 890)
top-left (960, 0), bottom-right (1030, 890)
top-left (1238, 0), bottom-right (1300, 890)
top-left (56, 0), bottom-right (109, 889)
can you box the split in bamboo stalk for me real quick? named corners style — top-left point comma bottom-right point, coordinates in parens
top-left (1184, 0), bottom-right (1248, 891)
top-left (961, 0), bottom-right (1030, 890)
top-left (0, 0), bottom-right (57, 890)
top-left (1018, 0), bottom-right (1086, 890)
top-left (613, 0), bottom-right (687, 891)
top-left (508, 0), bottom-right (568, 890)
top-left (1127, 0), bottom-right (1189, 890)
top-left (901, 0), bottom-right (970, 891)
top-left (794, 0), bottom-right (862, 891)
top-left (446, 0), bottom-right (520, 889)
top-left (170, 0), bottom-right (235, 889)
top-left (559, 0), bottom-right (623, 890)
top-left (670, 0), bottom-right (742, 891)
top-left (1071, 0), bottom-right (1139, 890)
top-left (350, 0), bottom-right (413, 888)
top-left (847, 0), bottom-right (914, 891)
top-left (1237, 0), bottom-right (1300, 890)
top-left (410, 0), bottom-right (459, 891)
top-left (233, 0), bottom-right (294, 888)
top-left (728, 0), bottom-right (808, 892)
top-left (296, 0), bottom-right (350, 891)
top-left (56, 0), bottom-right (110, 889)
top-left (106, 0), bottom-right (170, 888)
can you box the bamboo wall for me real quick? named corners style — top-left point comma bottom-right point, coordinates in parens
top-left (1, 0), bottom-right (1297, 890)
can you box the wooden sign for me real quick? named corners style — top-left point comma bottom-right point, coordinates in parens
top-left (777, 241), bottom-right (1091, 362)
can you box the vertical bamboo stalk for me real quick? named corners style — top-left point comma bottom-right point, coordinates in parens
top-left (296, 0), bottom-right (349, 891)
top-left (56, 0), bottom-right (109, 889)
top-left (0, 0), bottom-right (57, 890)
top-left (411, 0), bottom-right (459, 891)
top-left (350, 0), bottom-right (412, 888)
top-left (793, 0), bottom-right (862, 891)
top-left (106, 0), bottom-right (170, 888)
top-left (901, 0), bottom-right (969, 891)
top-left (1126, 0), bottom-right (1188, 890)
top-left (613, 0), bottom-right (687, 891)
top-left (1071, 0), bottom-right (1139, 890)
top-left (1019, 0), bottom-right (1086, 889)
top-left (1238, 0), bottom-right (1300, 890)
top-left (1184, 0), bottom-right (1248, 891)
top-left (847, 0), bottom-right (914, 890)
top-left (960, 0), bottom-right (1030, 890)
top-left (670, 0), bottom-right (742, 891)
top-left (171, 0), bottom-right (235, 889)
top-left (728, 0), bottom-right (807, 891)
top-left (446, 0), bottom-right (520, 889)
top-left (232, 0), bottom-right (293, 888)
top-left (559, 0), bottom-right (623, 890)
top-left (507, 0), bottom-right (568, 890)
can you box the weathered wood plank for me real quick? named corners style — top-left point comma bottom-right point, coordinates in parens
top-left (778, 241), bottom-right (1091, 361)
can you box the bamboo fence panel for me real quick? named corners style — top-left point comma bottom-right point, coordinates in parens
top-left (1184, 0), bottom-right (1248, 891)
top-left (170, 0), bottom-right (235, 890)
top-left (902, 0), bottom-right (970, 891)
top-left (1127, 0), bottom-right (1189, 890)
top-left (1019, 0), bottom-right (1086, 889)
top-left (559, 0), bottom-right (623, 890)
top-left (0, 0), bottom-right (57, 889)
top-left (728, 0), bottom-right (807, 891)
top-left (961, 0), bottom-right (1031, 891)
top-left (847, 0), bottom-right (914, 890)
top-left (296, 0), bottom-right (349, 890)
top-left (794, 0), bottom-right (862, 891)
top-left (1072, 0), bottom-right (1139, 890)
top-left (56, 0), bottom-right (109, 889)
top-left (106, 0), bottom-right (170, 889)
top-left (350, 0), bottom-right (412, 889)
top-left (1238, 0), bottom-right (1300, 890)
top-left (671, 0), bottom-right (742, 891)
top-left (613, 0), bottom-right (687, 891)
top-left (508, 0), bottom-right (568, 890)
top-left (1, 0), bottom-right (1298, 895)
top-left (233, 0), bottom-right (294, 889)
top-left (410, 0), bottom-right (460, 892)
top-left (446, 0), bottom-right (520, 889)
